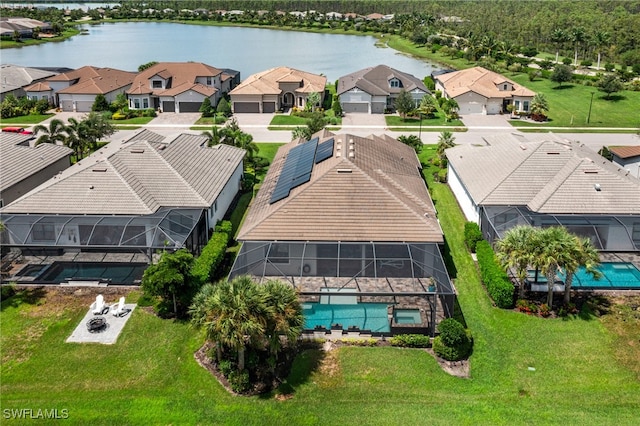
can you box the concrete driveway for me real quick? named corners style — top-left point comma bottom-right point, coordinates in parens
top-left (459, 114), bottom-right (513, 130)
top-left (341, 113), bottom-right (387, 128)
top-left (146, 112), bottom-right (201, 128)
top-left (233, 113), bottom-right (275, 127)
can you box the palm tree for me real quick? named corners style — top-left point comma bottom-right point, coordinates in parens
top-left (201, 126), bottom-right (222, 147)
top-left (65, 117), bottom-right (91, 160)
top-left (496, 226), bottom-right (537, 299)
top-left (593, 31), bottom-right (611, 70)
top-left (530, 93), bottom-right (549, 120)
top-left (570, 27), bottom-right (587, 66)
top-left (531, 227), bottom-right (573, 306)
top-left (189, 276), bottom-right (268, 371)
top-left (262, 279), bottom-right (304, 372)
top-left (436, 131), bottom-right (456, 163)
top-left (550, 28), bottom-right (568, 64)
top-left (563, 236), bottom-right (601, 304)
top-left (33, 119), bottom-right (69, 146)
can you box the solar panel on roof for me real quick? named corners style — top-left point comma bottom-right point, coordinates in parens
top-left (315, 138), bottom-right (334, 164)
top-left (290, 172), bottom-right (311, 189)
top-left (269, 138), bottom-right (319, 204)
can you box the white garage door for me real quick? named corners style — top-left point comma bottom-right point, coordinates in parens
top-left (460, 101), bottom-right (483, 114)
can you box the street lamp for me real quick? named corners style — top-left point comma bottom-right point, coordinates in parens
top-left (587, 91), bottom-right (595, 124)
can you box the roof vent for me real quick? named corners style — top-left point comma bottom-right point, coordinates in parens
top-left (547, 152), bottom-right (560, 155)
top-left (89, 185), bottom-right (95, 190)
top-left (594, 183), bottom-right (601, 191)
top-left (584, 170), bottom-right (599, 174)
top-left (92, 167), bottom-right (107, 172)
top-left (519, 144), bottom-right (527, 150)
top-left (348, 151), bottom-right (355, 159)
top-left (337, 168), bottom-right (352, 174)
top-left (130, 148), bottom-right (145, 154)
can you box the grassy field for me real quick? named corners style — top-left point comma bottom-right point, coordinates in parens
top-left (0, 114), bottom-right (53, 125)
top-left (0, 27), bottom-right (81, 49)
top-left (2, 148), bottom-right (639, 424)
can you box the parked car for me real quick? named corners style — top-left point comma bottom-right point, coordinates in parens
top-left (1, 126), bottom-right (33, 135)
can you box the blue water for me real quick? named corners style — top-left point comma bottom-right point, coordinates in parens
top-left (37, 262), bottom-right (146, 285)
top-left (567, 262), bottom-right (640, 289)
top-left (303, 303), bottom-right (390, 332)
top-left (393, 309), bottom-right (422, 324)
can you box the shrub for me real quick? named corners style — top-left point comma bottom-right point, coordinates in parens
top-left (228, 370), bottom-right (251, 393)
top-left (539, 303), bottom-right (551, 317)
top-left (1, 284), bottom-right (17, 301)
top-left (199, 98), bottom-right (215, 117)
top-left (476, 240), bottom-right (515, 308)
top-left (339, 338), bottom-right (378, 347)
top-left (433, 318), bottom-right (472, 361)
top-left (516, 299), bottom-right (538, 314)
top-left (389, 334), bottom-right (431, 348)
top-left (218, 360), bottom-right (234, 377)
top-left (111, 112), bottom-right (127, 120)
top-left (191, 231), bottom-right (229, 285)
top-left (463, 222), bottom-right (483, 253)
top-left (604, 62), bottom-right (615, 72)
top-left (142, 108), bottom-right (157, 117)
top-left (562, 57), bottom-right (573, 65)
top-left (216, 98), bottom-right (231, 117)
top-left (214, 220), bottom-right (233, 243)
top-left (580, 59), bottom-right (593, 68)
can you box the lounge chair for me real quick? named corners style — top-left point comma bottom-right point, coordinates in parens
top-left (90, 294), bottom-right (107, 315)
top-left (111, 297), bottom-right (130, 317)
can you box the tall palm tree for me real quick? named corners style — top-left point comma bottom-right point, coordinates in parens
top-left (570, 27), bottom-right (587, 66)
top-left (531, 227), bottom-right (573, 306)
top-left (530, 93), bottom-right (550, 120)
top-left (550, 28), bottom-right (568, 64)
top-left (496, 226), bottom-right (537, 299)
top-left (563, 236), bottom-right (601, 304)
top-left (201, 126), bottom-right (222, 147)
top-left (33, 119), bottom-right (69, 146)
top-left (436, 130), bottom-right (456, 163)
top-left (262, 279), bottom-right (304, 372)
top-left (593, 31), bottom-right (610, 70)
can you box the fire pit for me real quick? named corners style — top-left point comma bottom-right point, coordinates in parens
top-left (87, 317), bottom-right (107, 333)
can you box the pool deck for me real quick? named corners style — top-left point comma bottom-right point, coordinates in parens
top-left (66, 303), bottom-right (136, 344)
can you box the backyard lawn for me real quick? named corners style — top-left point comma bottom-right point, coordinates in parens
top-left (0, 114), bottom-right (53, 125)
top-left (1, 146), bottom-right (639, 425)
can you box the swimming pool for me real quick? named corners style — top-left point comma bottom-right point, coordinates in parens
top-left (567, 262), bottom-right (640, 289)
top-left (303, 303), bottom-right (390, 332)
top-left (36, 262), bottom-right (147, 285)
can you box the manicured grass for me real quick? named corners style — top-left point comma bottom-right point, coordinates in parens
top-left (2, 146), bottom-right (639, 424)
top-left (0, 114), bottom-right (53, 125)
top-left (109, 116), bottom-right (155, 125)
top-left (0, 27), bottom-right (80, 49)
top-left (385, 114), bottom-right (464, 128)
top-left (509, 74), bottom-right (640, 129)
top-left (270, 112), bottom-right (342, 127)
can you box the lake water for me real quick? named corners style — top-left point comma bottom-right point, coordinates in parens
top-left (1, 22), bottom-right (439, 81)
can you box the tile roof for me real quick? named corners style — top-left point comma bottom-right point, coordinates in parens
top-left (127, 62), bottom-right (226, 97)
top-left (23, 81), bottom-right (51, 92)
top-left (0, 133), bottom-right (72, 192)
top-left (229, 66), bottom-right (326, 96)
top-left (238, 131), bottom-right (443, 243)
top-left (1, 134), bottom-right (245, 215)
top-left (0, 64), bottom-right (57, 94)
top-left (338, 64), bottom-right (430, 96)
top-left (446, 137), bottom-right (640, 215)
top-left (51, 66), bottom-right (136, 95)
top-left (436, 66), bottom-right (535, 99)
top-left (609, 145), bottom-right (640, 159)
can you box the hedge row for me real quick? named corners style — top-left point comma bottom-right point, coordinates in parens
top-left (192, 221), bottom-right (232, 285)
top-left (463, 222), bottom-right (483, 253)
top-left (475, 240), bottom-right (514, 308)
top-left (432, 318), bottom-right (472, 361)
top-left (389, 334), bottom-right (431, 348)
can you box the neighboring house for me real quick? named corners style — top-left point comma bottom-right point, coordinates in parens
top-left (337, 65), bottom-right (430, 114)
top-left (127, 62), bottom-right (239, 113)
top-left (230, 130), bottom-right (455, 336)
top-left (446, 133), bottom-right (640, 251)
top-left (609, 146), bottom-right (640, 180)
top-left (0, 132), bottom-right (72, 207)
top-left (434, 66), bottom-right (535, 115)
top-left (24, 66), bottom-right (136, 112)
top-left (0, 130), bottom-right (245, 257)
top-left (1, 64), bottom-right (57, 102)
top-left (229, 66), bottom-right (326, 113)
top-left (0, 17), bottom-right (52, 38)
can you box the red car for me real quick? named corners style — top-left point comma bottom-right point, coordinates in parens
top-left (1, 126), bottom-right (33, 135)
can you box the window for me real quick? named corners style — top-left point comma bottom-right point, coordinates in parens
top-left (32, 223), bottom-right (55, 241)
top-left (143, 98), bottom-right (149, 109)
top-left (632, 223), bottom-right (640, 247)
top-left (298, 97), bottom-right (303, 107)
top-left (269, 243), bottom-right (289, 264)
top-left (389, 78), bottom-right (401, 88)
top-left (523, 101), bottom-right (529, 112)
top-left (503, 84), bottom-right (507, 90)
top-left (152, 80), bottom-right (162, 89)
top-left (133, 99), bottom-right (140, 109)
top-left (206, 77), bottom-right (212, 85)
top-left (514, 100), bottom-right (520, 111)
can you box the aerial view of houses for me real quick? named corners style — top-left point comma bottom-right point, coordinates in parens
top-left (1, 1), bottom-right (639, 424)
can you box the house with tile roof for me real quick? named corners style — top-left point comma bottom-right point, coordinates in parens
top-left (337, 65), bottom-right (430, 114)
top-left (127, 62), bottom-right (238, 113)
top-left (609, 145), bottom-right (640, 180)
top-left (446, 134), bottom-right (640, 251)
top-left (0, 132), bottom-right (72, 207)
top-left (24, 66), bottom-right (136, 112)
top-left (229, 66), bottom-right (326, 113)
top-left (0, 130), bottom-right (245, 258)
top-left (1, 64), bottom-right (57, 102)
top-left (230, 130), bottom-right (455, 336)
top-left (434, 66), bottom-right (535, 115)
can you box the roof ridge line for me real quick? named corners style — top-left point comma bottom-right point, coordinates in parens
top-left (103, 156), bottom-right (154, 214)
top-left (527, 156), bottom-right (583, 212)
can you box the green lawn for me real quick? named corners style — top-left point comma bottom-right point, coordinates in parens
top-left (0, 114), bottom-right (53, 125)
top-left (508, 74), bottom-right (640, 128)
top-left (270, 112), bottom-right (342, 127)
top-left (109, 116), bottom-right (155, 125)
top-left (1, 146), bottom-right (638, 424)
top-left (385, 114), bottom-right (464, 128)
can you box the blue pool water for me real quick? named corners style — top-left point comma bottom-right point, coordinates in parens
top-left (567, 262), bottom-right (640, 289)
top-left (393, 309), bottom-right (422, 324)
top-left (303, 303), bottom-right (390, 332)
top-left (37, 262), bottom-right (147, 285)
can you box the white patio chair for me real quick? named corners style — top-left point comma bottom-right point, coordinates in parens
top-left (90, 294), bottom-right (107, 315)
top-left (111, 297), bottom-right (130, 317)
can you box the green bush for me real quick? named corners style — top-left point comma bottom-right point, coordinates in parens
top-left (463, 222), bottom-right (483, 253)
top-left (433, 318), bottom-right (472, 361)
top-left (214, 220), bottom-right (233, 243)
top-left (228, 370), bottom-right (251, 393)
top-left (214, 114), bottom-right (227, 124)
top-left (218, 360), bottom-right (234, 377)
top-left (1, 284), bottom-right (17, 301)
top-left (191, 231), bottom-right (229, 285)
top-left (389, 334), bottom-right (431, 348)
top-left (339, 338), bottom-right (378, 347)
top-left (111, 112), bottom-right (127, 120)
top-left (476, 240), bottom-right (515, 308)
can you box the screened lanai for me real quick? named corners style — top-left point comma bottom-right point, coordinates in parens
top-left (0, 207), bottom-right (208, 256)
top-left (229, 241), bottom-right (456, 335)
top-left (481, 206), bottom-right (640, 251)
